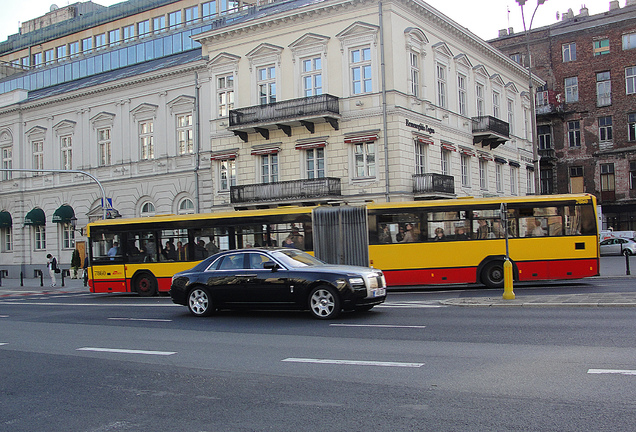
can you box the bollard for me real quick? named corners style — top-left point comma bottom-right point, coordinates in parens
top-left (626, 252), bottom-right (631, 276)
top-left (35, 269), bottom-right (43, 287)
top-left (502, 258), bottom-right (515, 300)
top-left (20, 271), bottom-right (24, 286)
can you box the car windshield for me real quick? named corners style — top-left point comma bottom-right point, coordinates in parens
top-left (271, 249), bottom-right (326, 268)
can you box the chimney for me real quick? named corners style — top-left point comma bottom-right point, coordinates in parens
top-left (508, 27), bottom-right (514, 35)
top-left (627, 0), bottom-right (636, 6)
top-left (579, 6), bottom-right (589, 16)
top-left (609, 1), bottom-right (620, 10)
top-left (498, 29), bottom-right (508, 37)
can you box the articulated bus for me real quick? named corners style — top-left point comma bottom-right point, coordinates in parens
top-left (86, 194), bottom-right (599, 296)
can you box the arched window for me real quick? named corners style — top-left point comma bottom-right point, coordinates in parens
top-left (141, 202), bottom-right (155, 217)
top-left (178, 198), bottom-right (194, 215)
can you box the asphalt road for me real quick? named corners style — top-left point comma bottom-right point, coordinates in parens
top-left (1, 279), bottom-right (635, 432)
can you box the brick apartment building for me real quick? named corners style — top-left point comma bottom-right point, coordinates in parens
top-left (491, 1), bottom-right (636, 230)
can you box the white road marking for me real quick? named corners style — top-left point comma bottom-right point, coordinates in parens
top-left (0, 343), bottom-right (7, 346)
top-left (588, 369), bottom-right (636, 376)
top-left (77, 347), bottom-right (176, 356)
top-left (282, 358), bottom-right (424, 368)
top-left (0, 302), bottom-right (179, 307)
top-left (108, 317), bottom-right (172, 322)
top-left (330, 323), bottom-right (426, 329)
top-left (379, 301), bottom-right (446, 308)
top-left (0, 315), bottom-right (8, 318)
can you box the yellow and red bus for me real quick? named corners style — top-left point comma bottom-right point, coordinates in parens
top-left (86, 193), bottom-right (599, 295)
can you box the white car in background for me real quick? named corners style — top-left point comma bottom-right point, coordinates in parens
top-left (599, 237), bottom-right (636, 256)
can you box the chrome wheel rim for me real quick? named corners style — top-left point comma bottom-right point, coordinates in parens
top-left (189, 289), bottom-right (209, 315)
top-left (310, 288), bottom-right (335, 317)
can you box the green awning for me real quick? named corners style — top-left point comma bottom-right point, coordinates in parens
top-left (52, 204), bottom-right (75, 224)
top-left (24, 208), bottom-right (46, 226)
top-left (0, 210), bottom-right (12, 228)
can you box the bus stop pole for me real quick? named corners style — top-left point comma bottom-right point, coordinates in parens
top-left (501, 203), bottom-right (515, 300)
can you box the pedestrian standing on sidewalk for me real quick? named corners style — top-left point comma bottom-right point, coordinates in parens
top-left (46, 253), bottom-right (58, 287)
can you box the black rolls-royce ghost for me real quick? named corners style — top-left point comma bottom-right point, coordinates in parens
top-left (169, 248), bottom-right (387, 319)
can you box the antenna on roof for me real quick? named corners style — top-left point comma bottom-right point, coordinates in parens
top-left (50, 4), bottom-right (59, 11)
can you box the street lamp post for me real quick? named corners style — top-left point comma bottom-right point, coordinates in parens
top-left (516, 0), bottom-right (546, 195)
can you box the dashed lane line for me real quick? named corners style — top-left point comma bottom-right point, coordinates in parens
top-left (282, 358), bottom-right (424, 368)
top-left (330, 323), bottom-right (426, 329)
top-left (77, 347), bottom-right (176, 356)
top-left (588, 369), bottom-right (636, 376)
top-left (108, 317), bottom-right (173, 322)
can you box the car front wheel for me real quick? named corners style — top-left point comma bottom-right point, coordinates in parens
top-left (308, 285), bottom-right (341, 319)
top-left (623, 249), bottom-right (633, 256)
top-left (188, 287), bottom-right (215, 317)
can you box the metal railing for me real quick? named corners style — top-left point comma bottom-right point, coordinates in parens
top-left (472, 115), bottom-right (510, 138)
top-left (413, 173), bottom-right (455, 195)
top-left (229, 94), bottom-right (339, 127)
top-left (231, 177), bottom-right (341, 203)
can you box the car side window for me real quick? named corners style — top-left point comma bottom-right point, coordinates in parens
top-left (218, 254), bottom-right (245, 270)
top-left (248, 253), bottom-right (270, 269)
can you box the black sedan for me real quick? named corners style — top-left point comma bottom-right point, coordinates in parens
top-left (169, 248), bottom-right (387, 319)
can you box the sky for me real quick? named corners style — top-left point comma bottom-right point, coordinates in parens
top-left (0, 0), bottom-right (620, 44)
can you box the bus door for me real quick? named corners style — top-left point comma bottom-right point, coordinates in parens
top-left (89, 232), bottom-right (127, 293)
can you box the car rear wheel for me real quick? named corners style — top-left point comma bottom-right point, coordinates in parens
top-left (308, 285), bottom-right (341, 319)
top-left (481, 260), bottom-right (505, 289)
top-left (133, 272), bottom-right (157, 297)
top-left (188, 287), bottom-right (215, 317)
top-left (623, 249), bottom-right (633, 256)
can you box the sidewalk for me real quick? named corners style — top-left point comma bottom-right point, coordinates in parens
top-left (0, 276), bottom-right (90, 297)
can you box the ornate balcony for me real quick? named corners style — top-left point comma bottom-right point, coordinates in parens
top-left (231, 177), bottom-right (341, 204)
top-left (472, 116), bottom-right (509, 149)
top-left (228, 94), bottom-right (340, 142)
top-left (413, 173), bottom-right (455, 195)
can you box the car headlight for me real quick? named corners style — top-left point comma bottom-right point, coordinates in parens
top-left (348, 277), bottom-right (365, 287)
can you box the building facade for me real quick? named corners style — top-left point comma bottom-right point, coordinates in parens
top-left (0, 0), bottom-right (534, 275)
top-left (490, 1), bottom-right (636, 230)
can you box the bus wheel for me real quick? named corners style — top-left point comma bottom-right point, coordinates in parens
top-left (188, 287), bottom-right (215, 317)
top-left (481, 261), bottom-right (505, 289)
top-left (308, 285), bottom-right (341, 319)
top-left (134, 272), bottom-right (157, 297)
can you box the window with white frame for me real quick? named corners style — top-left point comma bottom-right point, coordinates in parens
top-left (69, 41), bottom-right (79, 58)
top-left (599, 116), bottom-right (613, 142)
top-left (436, 63), bottom-right (447, 108)
top-left (476, 83), bottom-right (485, 117)
top-left (108, 29), bottom-right (120, 46)
top-left (562, 42), bottom-right (576, 62)
top-left (2, 147), bottom-right (12, 181)
top-left (44, 49), bottom-right (54, 65)
top-left (33, 140), bottom-right (44, 175)
top-left (354, 142), bottom-right (375, 178)
top-left (63, 223), bottom-right (75, 249)
top-left (351, 47), bottom-right (372, 95)
top-left (479, 159), bottom-right (487, 190)
top-left (202, 1), bottom-right (217, 18)
top-left (460, 154), bottom-right (470, 188)
top-left (221, 0), bottom-right (239, 14)
top-left (217, 73), bottom-right (234, 117)
top-left (177, 114), bottom-right (193, 155)
top-left (81, 37), bottom-right (92, 54)
top-left (306, 147), bottom-right (325, 179)
top-left (626, 66), bottom-right (636, 94)
top-left (123, 25), bottom-right (135, 41)
top-left (220, 159), bottom-right (236, 190)
top-left (458, 74), bottom-right (467, 116)
top-left (185, 6), bottom-right (199, 22)
top-left (94, 33), bottom-right (106, 50)
top-left (261, 153), bottom-right (279, 183)
top-left (168, 11), bottom-right (182, 29)
top-left (507, 98), bottom-right (514, 134)
top-left (537, 125), bottom-right (551, 149)
top-left (139, 121), bottom-right (154, 160)
top-left (61, 135), bottom-right (72, 170)
top-left (98, 128), bottom-right (111, 166)
top-left (496, 163), bottom-right (503, 193)
top-left (565, 77), bottom-right (579, 102)
top-left (56, 45), bottom-right (66, 61)
top-left (141, 202), bottom-right (155, 217)
top-left (441, 149), bottom-right (450, 176)
top-left (153, 16), bottom-right (166, 34)
top-left (568, 120), bottom-right (581, 147)
top-left (178, 198), bottom-right (195, 214)
top-left (32, 52), bottom-right (43, 68)
top-left (2, 226), bottom-right (12, 252)
top-left (510, 166), bottom-right (518, 195)
top-left (138, 20), bottom-right (150, 38)
top-left (415, 141), bottom-right (427, 175)
top-left (597, 71), bottom-right (611, 106)
top-left (492, 91), bottom-right (501, 119)
top-left (527, 169), bottom-right (534, 194)
top-left (34, 226), bottom-right (46, 250)
top-left (623, 33), bottom-right (636, 50)
top-left (257, 65), bottom-right (276, 105)
top-left (302, 56), bottom-right (322, 97)
top-left (410, 52), bottom-right (420, 98)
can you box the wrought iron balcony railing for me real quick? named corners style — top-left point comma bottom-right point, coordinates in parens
top-left (413, 173), bottom-right (455, 195)
top-left (472, 116), bottom-right (510, 149)
top-left (229, 94), bottom-right (339, 128)
top-left (231, 177), bottom-right (341, 204)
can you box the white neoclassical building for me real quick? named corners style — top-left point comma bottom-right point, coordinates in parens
top-left (0, 0), bottom-right (538, 276)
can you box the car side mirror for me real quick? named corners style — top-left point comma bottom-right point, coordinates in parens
top-left (263, 261), bottom-right (279, 272)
